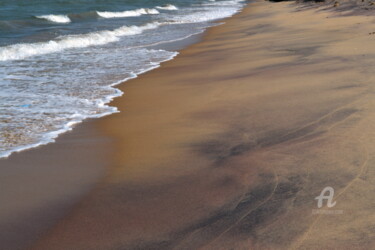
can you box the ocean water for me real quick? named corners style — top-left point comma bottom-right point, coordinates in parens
top-left (0, 0), bottom-right (245, 159)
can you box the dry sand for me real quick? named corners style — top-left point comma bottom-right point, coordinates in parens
top-left (2, 0), bottom-right (375, 249)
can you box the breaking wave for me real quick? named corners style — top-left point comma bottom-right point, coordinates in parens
top-left (0, 22), bottom-right (161, 61)
top-left (36, 14), bottom-right (71, 23)
top-left (96, 8), bottom-right (159, 18)
top-left (156, 4), bottom-right (178, 10)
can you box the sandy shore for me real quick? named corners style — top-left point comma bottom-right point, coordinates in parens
top-left (0, 121), bottom-right (111, 249)
top-left (1, 0), bottom-right (375, 249)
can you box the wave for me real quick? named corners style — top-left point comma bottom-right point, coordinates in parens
top-left (172, 8), bottom-right (241, 23)
top-left (32, 7), bottom-right (161, 24)
top-left (0, 22), bottom-right (162, 61)
top-left (175, 0), bottom-right (245, 23)
top-left (36, 14), bottom-right (71, 23)
top-left (96, 8), bottom-right (159, 18)
top-left (156, 4), bottom-right (178, 10)
top-left (201, 0), bottom-right (245, 6)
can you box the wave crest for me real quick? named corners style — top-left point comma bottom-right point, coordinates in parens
top-left (0, 22), bottom-right (161, 61)
top-left (36, 14), bottom-right (71, 23)
top-left (96, 8), bottom-right (159, 18)
top-left (156, 4), bottom-right (178, 10)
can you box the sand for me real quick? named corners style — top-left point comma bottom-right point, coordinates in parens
top-left (0, 121), bottom-right (110, 249)
top-left (1, 0), bottom-right (375, 249)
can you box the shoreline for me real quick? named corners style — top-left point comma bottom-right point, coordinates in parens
top-left (0, 5), bottom-right (245, 250)
top-left (2, 0), bottom-right (375, 249)
top-left (0, 28), bottom-right (204, 161)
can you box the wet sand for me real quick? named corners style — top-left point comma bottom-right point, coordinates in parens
top-left (0, 121), bottom-right (110, 250)
top-left (2, 0), bottom-right (375, 249)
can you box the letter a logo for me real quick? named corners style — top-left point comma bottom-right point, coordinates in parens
top-left (315, 186), bottom-right (336, 208)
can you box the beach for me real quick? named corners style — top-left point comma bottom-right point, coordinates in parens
top-left (1, 0), bottom-right (375, 249)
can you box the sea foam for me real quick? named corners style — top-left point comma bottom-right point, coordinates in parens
top-left (0, 48), bottom-right (178, 159)
top-left (175, 0), bottom-right (245, 23)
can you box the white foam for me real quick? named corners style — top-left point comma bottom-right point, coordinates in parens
top-left (0, 22), bottom-right (161, 61)
top-left (173, 8), bottom-right (240, 23)
top-left (96, 8), bottom-right (159, 18)
top-left (36, 14), bottom-right (71, 23)
top-left (201, 0), bottom-right (245, 6)
top-left (0, 49), bottom-right (178, 159)
top-left (175, 0), bottom-right (245, 23)
top-left (156, 4), bottom-right (178, 10)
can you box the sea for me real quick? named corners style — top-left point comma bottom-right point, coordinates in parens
top-left (0, 0), bottom-right (245, 159)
